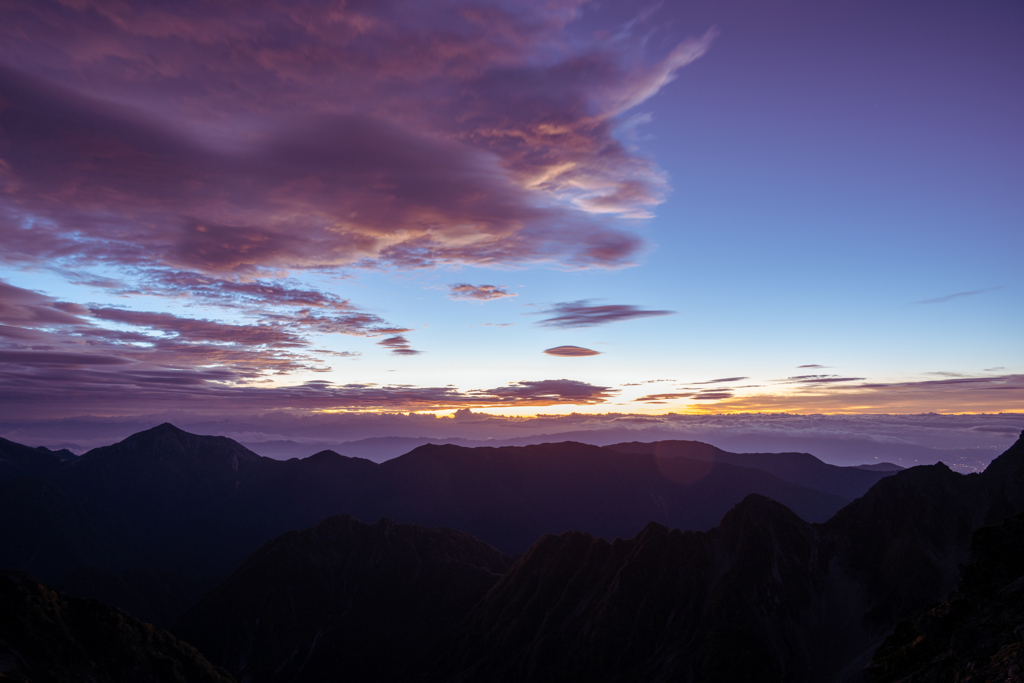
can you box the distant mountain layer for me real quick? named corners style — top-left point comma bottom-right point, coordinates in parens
top-left (240, 429), bottom-right (980, 469)
top-left (0, 436), bottom-right (73, 480)
top-left (0, 424), bottom-right (897, 628)
top-left (178, 431), bottom-right (1024, 683)
top-left (0, 570), bottom-right (231, 683)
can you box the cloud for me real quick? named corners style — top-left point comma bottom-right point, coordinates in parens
top-left (797, 364), bottom-right (826, 369)
top-left (692, 376), bottom-right (747, 385)
top-left (449, 284), bottom-right (517, 301)
top-left (474, 379), bottom-right (615, 404)
top-left (0, 281), bottom-right (89, 327)
top-left (635, 389), bottom-right (735, 402)
top-left (377, 335), bottom-right (421, 356)
top-left (0, 364), bottom-right (615, 418)
top-left (535, 299), bottom-right (674, 328)
top-left (0, 2), bottom-right (713, 276)
top-left (0, 72), bottom-right (635, 274)
top-left (0, 2), bottom-right (717, 415)
top-left (543, 345), bottom-right (601, 357)
top-left (635, 392), bottom-right (694, 402)
top-left (688, 374), bottom-right (1024, 414)
top-left (88, 308), bottom-right (307, 347)
top-left (0, 279), bottom-right (351, 383)
top-left (0, 350), bottom-right (132, 366)
top-left (915, 287), bottom-right (1003, 305)
top-left (777, 375), bottom-right (866, 385)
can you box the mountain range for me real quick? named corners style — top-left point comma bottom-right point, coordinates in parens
top-left (3, 425), bottom-right (1022, 681)
top-left (172, 430), bottom-right (1024, 682)
top-left (0, 424), bottom-right (897, 626)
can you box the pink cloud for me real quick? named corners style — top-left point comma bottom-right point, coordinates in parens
top-left (543, 345), bottom-right (601, 357)
top-left (376, 335), bottom-right (421, 356)
top-left (0, 2), bottom-right (712, 277)
top-left (449, 284), bottom-right (517, 301)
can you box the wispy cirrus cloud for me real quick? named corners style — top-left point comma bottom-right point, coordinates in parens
top-left (915, 287), bottom-right (1003, 305)
top-left (0, 282), bottom-right (621, 416)
top-left (535, 299), bottom-right (674, 328)
top-left (0, 280), bottom-right (352, 382)
top-left (686, 374), bottom-right (1024, 414)
top-left (779, 375), bottom-right (866, 384)
top-left (692, 376), bottom-right (747, 385)
top-left (449, 284), bottom-right (517, 301)
top-left (635, 390), bottom-right (736, 402)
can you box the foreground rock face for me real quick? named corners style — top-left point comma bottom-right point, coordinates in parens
top-left (426, 433), bottom-right (1024, 682)
top-left (0, 570), bottom-right (232, 683)
top-left (179, 433), bottom-right (1024, 683)
top-left (868, 512), bottom-right (1024, 682)
top-left (176, 515), bottom-right (512, 683)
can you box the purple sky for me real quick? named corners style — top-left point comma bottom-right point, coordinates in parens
top-left (0, 0), bottom-right (1020, 423)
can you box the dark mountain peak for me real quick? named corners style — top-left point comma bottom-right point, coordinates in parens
top-left (978, 429), bottom-right (1024, 476)
top-left (505, 529), bottom-right (600, 576)
top-left (717, 494), bottom-right (810, 542)
top-left (34, 445), bottom-right (78, 461)
top-left (399, 442), bottom-right (461, 458)
top-left (308, 448), bottom-right (345, 459)
top-left (80, 423), bottom-right (263, 470)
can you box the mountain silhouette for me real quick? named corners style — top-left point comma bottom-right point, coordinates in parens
top-left (0, 423), bottom-right (898, 626)
top-left (177, 431), bottom-right (1024, 683)
top-left (0, 436), bottom-right (72, 481)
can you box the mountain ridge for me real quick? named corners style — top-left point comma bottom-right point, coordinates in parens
top-left (176, 431), bottom-right (1024, 683)
top-left (0, 423), bottom-right (898, 626)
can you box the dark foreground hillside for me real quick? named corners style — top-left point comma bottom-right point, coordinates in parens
top-left (0, 570), bottom-right (231, 683)
top-left (176, 432), bottom-right (1024, 683)
top-left (177, 516), bottom-right (511, 683)
top-left (868, 511), bottom-right (1024, 682)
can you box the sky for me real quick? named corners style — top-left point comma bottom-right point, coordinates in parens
top-left (0, 0), bottom-right (1021, 431)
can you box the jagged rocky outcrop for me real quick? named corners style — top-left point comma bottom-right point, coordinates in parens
top-left (868, 511), bottom-right (1024, 682)
top-left (176, 515), bottom-right (511, 683)
top-left (182, 432), bottom-right (1024, 683)
top-left (0, 570), bottom-right (232, 683)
